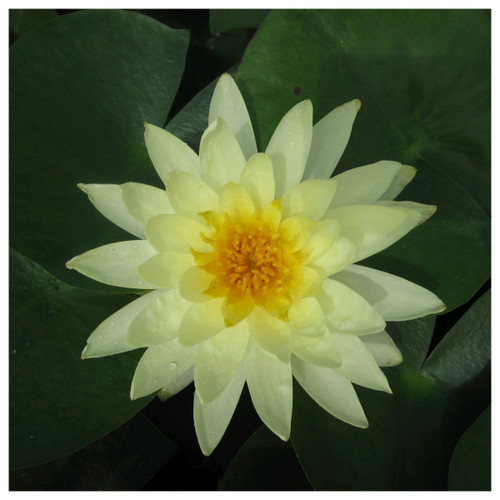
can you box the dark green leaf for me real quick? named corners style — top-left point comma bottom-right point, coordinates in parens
top-left (291, 290), bottom-right (490, 490)
top-left (10, 9), bottom-right (189, 290)
top-left (209, 9), bottom-right (269, 34)
top-left (235, 9), bottom-right (490, 312)
top-left (9, 9), bottom-right (58, 39)
top-left (10, 413), bottom-right (177, 490)
top-left (9, 249), bottom-right (153, 468)
top-left (448, 406), bottom-right (491, 491)
top-left (219, 426), bottom-right (312, 491)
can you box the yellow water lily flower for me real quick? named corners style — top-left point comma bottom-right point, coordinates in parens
top-left (67, 74), bottom-right (445, 455)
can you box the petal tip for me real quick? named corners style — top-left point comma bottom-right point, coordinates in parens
top-left (354, 98), bottom-right (361, 110)
top-left (77, 183), bottom-right (88, 194)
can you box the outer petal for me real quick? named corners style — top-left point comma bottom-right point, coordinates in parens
top-left (318, 278), bottom-right (386, 335)
top-left (291, 356), bottom-right (368, 428)
top-left (199, 118), bottom-right (246, 192)
top-left (239, 153), bottom-right (275, 209)
top-left (194, 320), bottom-right (250, 403)
top-left (325, 204), bottom-right (422, 262)
top-left (266, 100), bottom-right (313, 197)
top-left (67, 241), bottom-right (157, 289)
top-left (138, 251), bottom-right (194, 289)
top-left (281, 179), bottom-right (338, 221)
top-left (158, 366), bottom-right (194, 401)
top-left (361, 331), bottom-right (403, 367)
top-left (194, 364), bottom-right (246, 456)
top-left (379, 165), bottom-right (418, 200)
top-left (82, 289), bottom-right (166, 358)
top-left (208, 73), bottom-right (258, 160)
top-left (302, 99), bottom-right (361, 180)
top-left (329, 161), bottom-right (416, 208)
top-left (77, 183), bottom-right (145, 239)
top-left (121, 182), bottom-right (174, 225)
top-left (130, 338), bottom-right (198, 400)
top-left (377, 200), bottom-right (437, 224)
top-left (126, 289), bottom-right (191, 347)
top-left (291, 331), bottom-right (342, 369)
top-left (145, 214), bottom-right (211, 253)
top-left (332, 333), bottom-right (392, 393)
top-left (334, 264), bottom-right (446, 321)
top-left (144, 122), bottom-right (200, 184)
top-left (245, 338), bottom-right (293, 440)
top-left (166, 171), bottom-right (219, 222)
top-left (178, 298), bottom-right (225, 346)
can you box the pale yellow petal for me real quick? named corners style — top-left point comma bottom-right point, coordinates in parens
top-left (245, 338), bottom-right (293, 440)
top-left (279, 216), bottom-right (316, 252)
top-left (138, 251), bottom-right (194, 289)
top-left (303, 99), bottom-right (361, 180)
top-left (288, 297), bottom-right (325, 337)
top-left (308, 236), bottom-right (358, 277)
top-left (361, 331), bottom-right (403, 367)
top-left (194, 321), bottom-right (249, 403)
top-left (287, 265), bottom-right (323, 300)
top-left (248, 307), bottom-right (291, 363)
top-left (178, 265), bottom-right (214, 302)
top-left (67, 241), bottom-right (157, 289)
top-left (130, 338), bottom-right (198, 400)
top-left (126, 289), bottom-right (190, 347)
top-left (239, 153), bottom-right (275, 209)
top-left (144, 122), bottom-right (200, 183)
top-left (281, 179), bottom-right (338, 221)
top-left (332, 333), bottom-right (391, 393)
top-left (199, 118), bottom-right (246, 192)
top-left (291, 331), bottom-right (341, 369)
top-left (178, 298), bottom-right (225, 346)
top-left (221, 295), bottom-right (255, 327)
top-left (299, 218), bottom-right (341, 264)
top-left (266, 100), bottom-right (313, 197)
top-left (291, 356), bottom-right (368, 428)
top-left (145, 214), bottom-right (210, 253)
top-left (318, 278), bottom-right (386, 335)
top-left (379, 164), bottom-right (417, 201)
top-left (157, 366), bottom-right (194, 401)
top-left (218, 182), bottom-right (255, 225)
top-left (166, 171), bottom-right (218, 222)
top-left (208, 73), bottom-right (257, 160)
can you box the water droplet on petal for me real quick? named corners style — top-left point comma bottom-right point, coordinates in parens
top-left (137, 280), bottom-right (144, 286)
top-left (169, 362), bottom-right (178, 370)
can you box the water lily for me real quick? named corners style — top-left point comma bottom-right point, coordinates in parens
top-left (67, 73), bottom-right (445, 455)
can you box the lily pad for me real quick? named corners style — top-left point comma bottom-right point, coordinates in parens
top-left (9, 249), bottom-right (153, 468)
top-left (290, 290), bottom-right (490, 490)
top-left (235, 9), bottom-right (490, 312)
top-left (10, 9), bottom-right (189, 290)
top-left (209, 9), bottom-right (269, 34)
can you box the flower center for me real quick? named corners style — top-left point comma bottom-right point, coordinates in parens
top-left (193, 208), bottom-right (298, 310)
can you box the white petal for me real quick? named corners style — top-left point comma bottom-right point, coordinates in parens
top-left (178, 299), bottom-right (225, 346)
top-left (158, 366), bottom-right (194, 401)
top-left (329, 161), bottom-right (416, 208)
top-left (144, 122), bottom-right (200, 184)
top-left (194, 321), bottom-right (250, 403)
top-left (67, 241), bottom-right (157, 289)
top-left (319, 278), bottom-right (386, 334)
top-left (379, 164), bottom-right (417, 200)
top-left (239, 153), bottom-right (275, 209)
top-left (377, 200), bottom-right (437, 224)
top-left (138, 251), bottom-right (194, 289)
top-left (199, 118), bottom-right (246, 192)
top-left (126, 289), bottom-right (191, 347)
top-left (266, 100), bottom-right (313, 197)
top-left (288, 297), bottom-right (325, 337)
top-left (291, 356), bottom-right (368, 428)
top-left (326, 204), bottom-right (423, 262)
top-left (82, 289), bottom-right (166, 358)
top-left (130, 338), bottom-right (198, 400)
top-left (281, 178), bottom-right (337, 220)
top-left (78, 183), bottom-right (145, 239)
top-left (291, 330), bottom-right (341, 369)
top-left (360, 331), bottom-right (403, 367)
top-left (302, 99), bottom-right (361, 180)
top-left (194, 364), bottom-right (246, 456)
top-left (166, 171), bottom-right (219, 222)
top-left (244, 338), bottom-right (293, 440)
top-left (332, 333), bottom-right (391, 393)
top-left (208, 73), bottom-right (258, 160)
top-left (120, 182), bottom-right (174, 225)
top-left (334, 264), bottom-right (446, 321)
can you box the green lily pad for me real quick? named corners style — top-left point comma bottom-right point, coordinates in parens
top-left (10, 9), bottom-right (189, 290)
top-left (218, 425), bottom-right (312, 491)
top-left (9, 8), bottom-right (58, 39)
top-left (9, 249), bottom-right (153, 469)
top-left (448, 406), bottom-right (491, 491)
top-left (235, 9), bottom-right (490, 311)
top-left (290, 290), bottom-right (490, 490)
top-left (209, 9), bottom-right (269, 34)
top-left (10, 413), bottom-right (177, 490)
